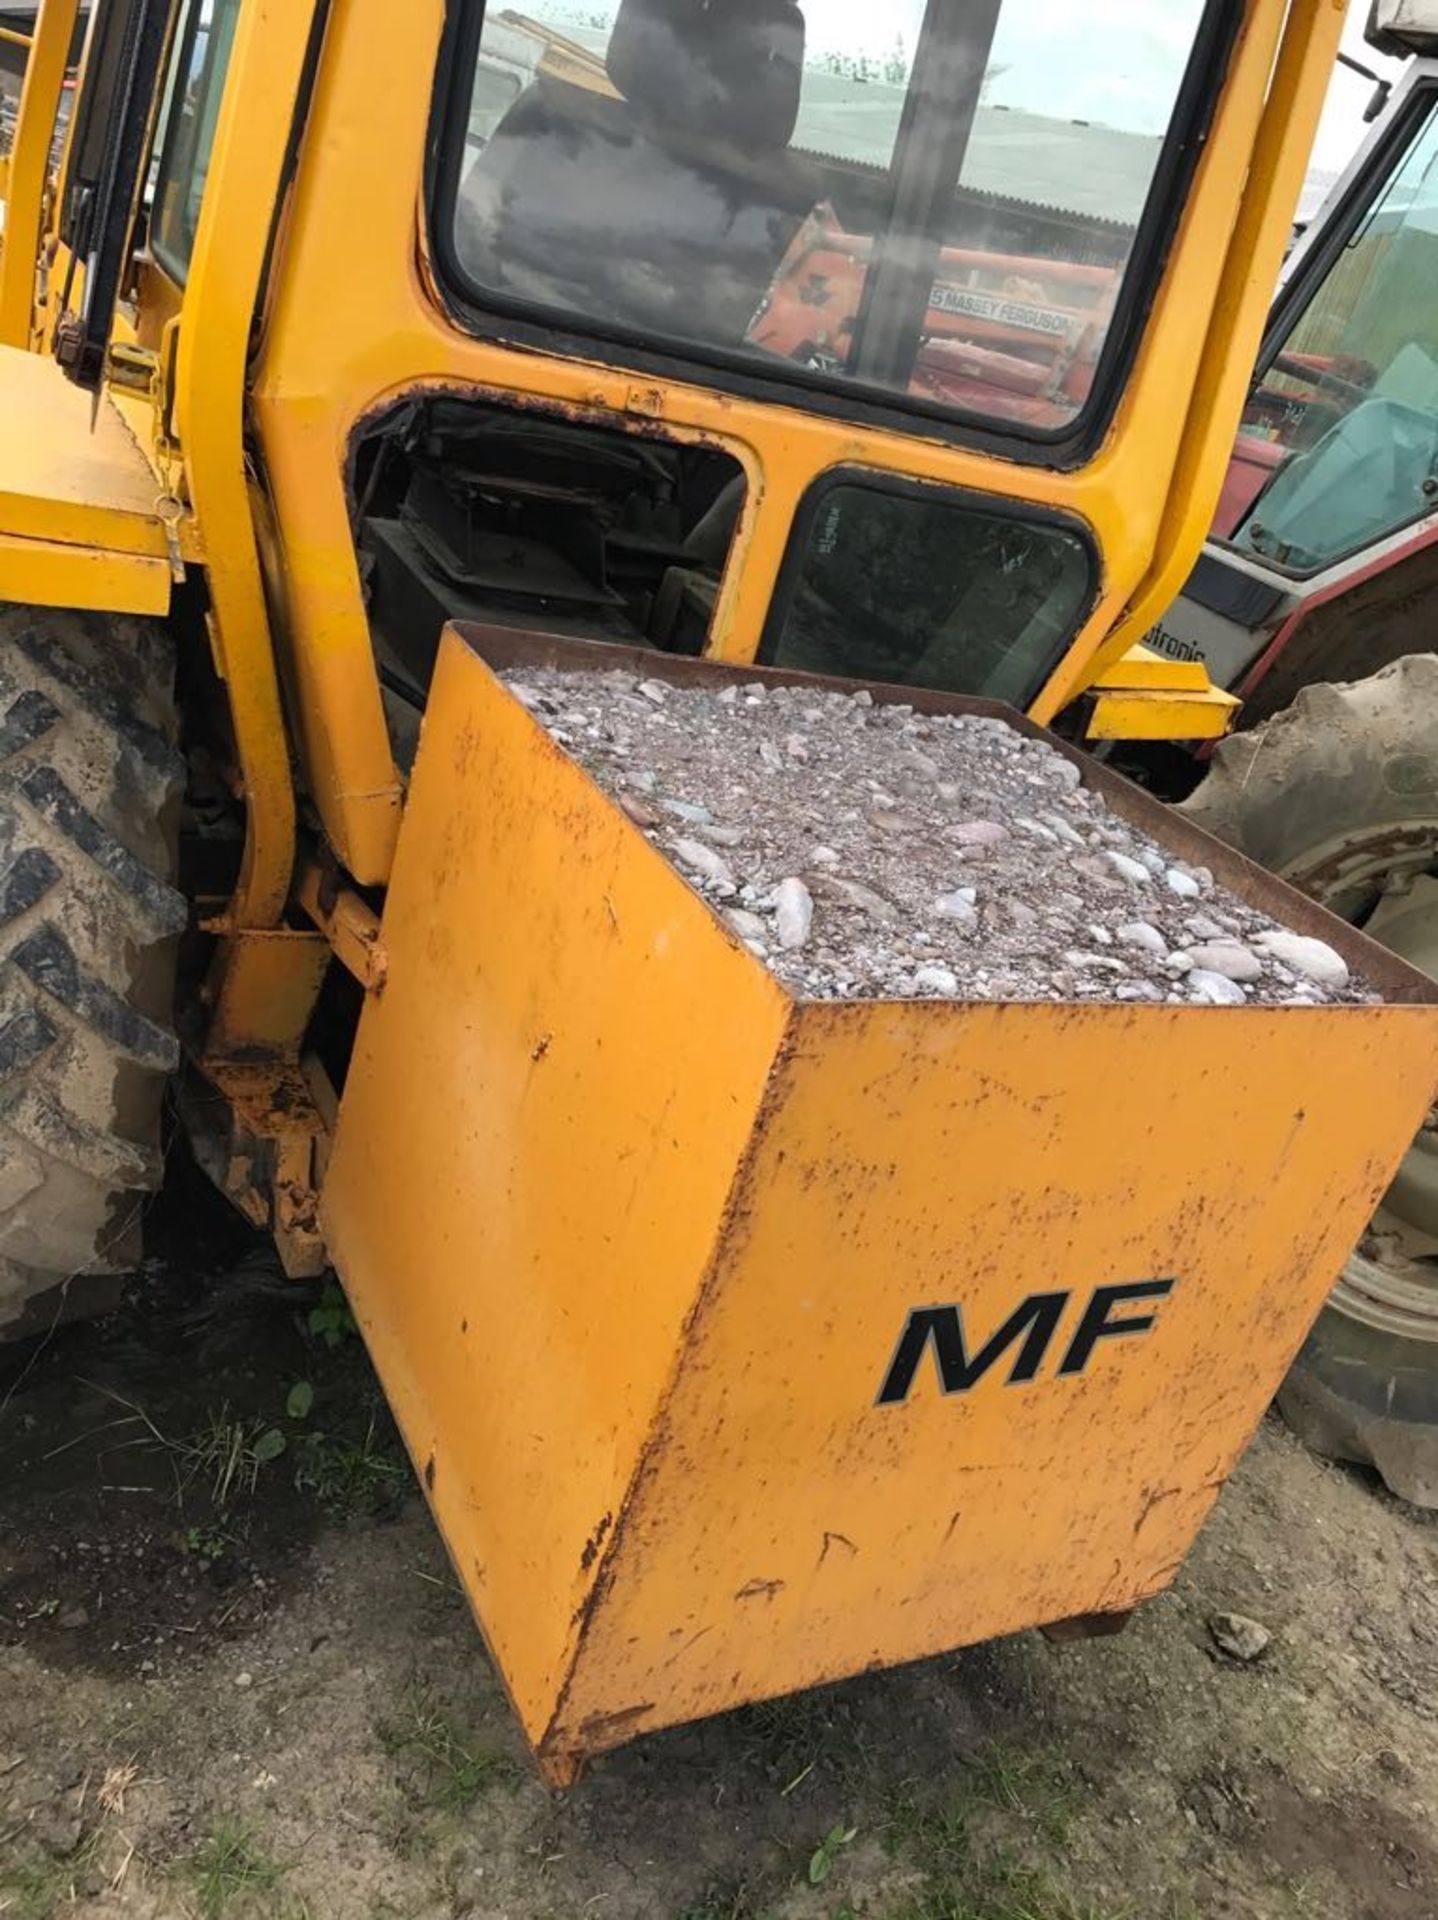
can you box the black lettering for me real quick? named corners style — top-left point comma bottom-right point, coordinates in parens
top-left (877, 1294), bottom-right (1069, 1406)
top-left (1144, 623), bottom-right (1202, 665)
top-left (1057, 1279), bottom-right (1176, 1377)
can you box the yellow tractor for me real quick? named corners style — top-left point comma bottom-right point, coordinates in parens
top-left (1, 0), bottom-right (1436, 1782)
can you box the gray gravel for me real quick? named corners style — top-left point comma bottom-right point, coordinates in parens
top-left (504, 667), bottom-right (1379, 1007)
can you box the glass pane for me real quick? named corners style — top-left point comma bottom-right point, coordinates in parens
top-left (60, 0), bottom-right (144, 250)
top-left (765, 482), bottom-right (1092, 705)
top-left (150, 0), bottom-right (241, 284)
top-left (449, 0), bottom-right (1209, 435)
top-left (1227, 100), bottom-right (1438, 574)
top-left (145, 3), bottom-right (192, 203)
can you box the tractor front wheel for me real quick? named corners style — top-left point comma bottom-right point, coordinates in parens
top-left (1183, 655), bottom-right (1438, 1506)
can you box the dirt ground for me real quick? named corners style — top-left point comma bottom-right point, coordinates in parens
top-left (3, 1154), bottom-right (1436, 1920)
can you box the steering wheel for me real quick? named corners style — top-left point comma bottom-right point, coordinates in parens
top-left (1244, 352), bottom-right (1373, 443)
top-left (1266, 352), bottom-right (1374, 407)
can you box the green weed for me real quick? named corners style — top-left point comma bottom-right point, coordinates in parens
top-left (307, 1282), bottom-right (358, 1349)
top-left (182, 1522), bottom-right (234, 1563)
top-left (0, 1834), bottom-right (101, 1920)
top-left (678, 1879), bottom-right (769, 1920)
top-left (294, 1415), bottom-right (408, 1520)
top-left (379, 1689), bottom-right (510, 1814)
top-left (808, 1823), bottom-right (859, 1886)
top-left (180, 1408), bottom-right (286, 1510)
top-left (966, 1746), bottom-right (1078, 1847)
top-left (891, 1848), bottom-right (1129, 1920)
top-left (181, 1821), bottom-right (291, 1919)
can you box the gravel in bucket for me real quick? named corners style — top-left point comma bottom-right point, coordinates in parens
top-left (503, 667), bottom-right (1375, 1008)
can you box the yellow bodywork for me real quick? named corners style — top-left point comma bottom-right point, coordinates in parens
top-left (244, 0), bottom-right (1339, 888)
top-left (324, 628), bottom-right (1438, 1779)
top-left (0, 341), bottom-right (160, 547)
top-left (0, 0), bottom-right (79, 349)
top-left (0, 0), bottom-right (1411, 1778)
top-left (0, 0), bottom-right (1346, 906)
top-left (1085, 642), bottom-right (1241, 742)
top-left (0, 342), bottom-right (175, 611)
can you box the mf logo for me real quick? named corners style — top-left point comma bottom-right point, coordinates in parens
top-left (877, 1280), bottom-right (1176, 1406)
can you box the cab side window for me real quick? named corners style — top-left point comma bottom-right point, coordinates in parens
top-left (151, 0), bottom-right (241, 283)
top-left (1224, 98), bottom-right (1438, 573)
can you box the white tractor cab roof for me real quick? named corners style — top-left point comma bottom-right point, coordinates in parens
top-left (1369, 0), bottom-right (1438, 57)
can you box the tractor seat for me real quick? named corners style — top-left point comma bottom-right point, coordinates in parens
top-left (454, 0), bottom-right (818, 349)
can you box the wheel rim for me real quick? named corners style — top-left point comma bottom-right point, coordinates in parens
top-left (1288, 829), bottom-right (1438, 1343)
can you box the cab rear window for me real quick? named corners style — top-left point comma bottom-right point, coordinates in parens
top-left (435, 0), bottom-right (1225, 446)
top-left (763, 477), bottom-right (1095, 707)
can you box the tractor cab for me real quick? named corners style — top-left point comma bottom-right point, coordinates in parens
top-left (1146, 35), bottom-right (1438, 724)
top-left (10, 0), bottom-right (1429, 1779)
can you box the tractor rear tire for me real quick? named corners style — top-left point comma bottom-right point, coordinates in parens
top-left (0, 607), bottom-right (185, 1340)
top-left (1182, 654), bottom-right (1438, 1506)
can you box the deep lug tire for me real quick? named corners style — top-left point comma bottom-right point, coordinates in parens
top-left (0, 608), bottom-right (185, 1338)
top-left (1183, 655), bottom-right (1438, 1505)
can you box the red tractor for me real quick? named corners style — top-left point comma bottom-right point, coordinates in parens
top-left (1148, 19), bottom-right (1438, 1505)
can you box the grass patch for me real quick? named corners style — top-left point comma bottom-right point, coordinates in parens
top-left (736, 1689), bottom-right (870, 1796)
top-left (891, 1846), bottom-right (1130, 1920)
top-left (965, 1746), bottom-right (1078, 1848)
top-left (0, 1834), bottom-right (102, 1920)
top-left (181, 1409), bottom-right (287, 1509)
top-left (890, 1794), bottom-right (973, 1885)
top-left (371, 1789), bottom-right (427, 1863)
top-left (884, 1743), bottom-right (1120, 1920)
top-left (81, 1384), bottom-right (285, 1515)
top-left (294, 1415), bottom-right (409, 1521)
top-left (180, 1821), bottom-right (293, 1919)
top-left (379, 1687), bottom-right (510, 1815)
top-left (678, 1878), bottom-right (771, 1920)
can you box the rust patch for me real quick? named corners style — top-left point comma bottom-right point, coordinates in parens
top-left (1145, 1558), bottom-right (1187, 1587)
top-left (819, 1530), bottom-right (858, 1565)
top-left (666, 1624), bottom-right (713, 1664)
top-left (1134, 1485), bottom-right (1181, 1536)
top-left (574, 1699), bottom-right (657, 1743)
top-left (735, 1577), bottom-right (785, 1602)
top-left (580, 1513), bottom-right (613, 1573)
top-left (423, 1455), bottom-right (436, 1492)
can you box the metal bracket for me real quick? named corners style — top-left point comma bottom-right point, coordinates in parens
top-left (190, 927), bottom-right (334, 1275)
top-left (181, 1055), bottom-right (331, 1278)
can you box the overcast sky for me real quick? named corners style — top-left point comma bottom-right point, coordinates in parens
top-left (809, 0), bottom-right (1207, 134)
top-left (802, 0), bottom-right (1406, 167)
